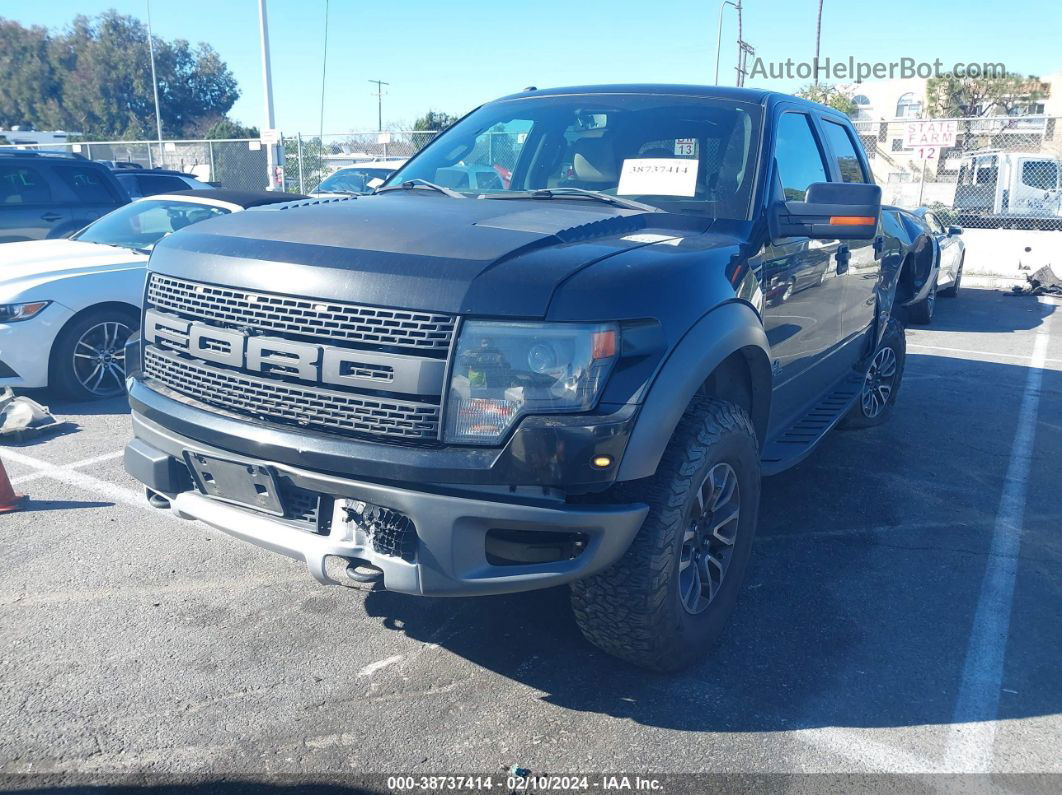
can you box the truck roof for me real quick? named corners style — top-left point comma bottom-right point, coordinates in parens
top-left (491, 84), bottom-right (843, 118)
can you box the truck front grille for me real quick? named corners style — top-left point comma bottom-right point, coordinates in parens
top-left (144, 347), bottom-right (440, 442)
top-left (141, 274), bottom-right (453, 445)
top-left (147, 273), bottom-right (455, 353)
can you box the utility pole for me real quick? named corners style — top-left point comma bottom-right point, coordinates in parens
top-left (258, 0), bottom-right (279, 190)
top-left (734, 2), bottom-right (755, 87)
top-left (814, 0), bottom-right (824, 86)
top-left (368, 79), bottom-right (389, 132)
top-left (145, 1), bottom-right (164, 164)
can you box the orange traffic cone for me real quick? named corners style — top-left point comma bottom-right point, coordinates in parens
top-left (0, 457), bottom-right (23, 513)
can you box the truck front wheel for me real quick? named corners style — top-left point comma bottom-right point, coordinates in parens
top-left (570, 398), bottom-right (760, 671)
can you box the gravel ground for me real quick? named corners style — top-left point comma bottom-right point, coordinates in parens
top-left (1, 288), bottom-right (1059, 792)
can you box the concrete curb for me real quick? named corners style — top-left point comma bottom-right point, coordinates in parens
top-left (961, 275), bottom-right (1027, 290)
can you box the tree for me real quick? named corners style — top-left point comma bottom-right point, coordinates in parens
top-left (203, 117), bottom-right (259, 139)
top-left (413, 111), bottom-right (457, 132)
top-left (0, 19), bottom-right (63, 129)
top-left (411, 110), bottom-right (458, 152)
top-left (926, 73), bottom-right (1046, 118)
top-left (0, 12), bottom-right (240, 139)
top-left (794, 83), bottom-right (856, 116)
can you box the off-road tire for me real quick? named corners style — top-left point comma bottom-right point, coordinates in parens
top-left (839, 316), bottom-right (906, 430)
top-left (570, 398), bottom-right (760, 672)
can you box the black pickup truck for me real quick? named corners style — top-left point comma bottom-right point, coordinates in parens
top-left (124, 85), bottom-right (907, 670)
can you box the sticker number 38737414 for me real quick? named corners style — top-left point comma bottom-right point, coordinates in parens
top-left (617, 158), bottom-right (700, 198)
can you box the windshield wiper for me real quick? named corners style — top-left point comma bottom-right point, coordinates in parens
top-left (375, 178), bottom-right (465, 198)
top-left (484, 188), bottom-right (661, 212)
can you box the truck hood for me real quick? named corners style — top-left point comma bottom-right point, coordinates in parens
top-left (0, 239), bottom-right (146, 300)
top-left (149, 193), bottom-right (711, 317)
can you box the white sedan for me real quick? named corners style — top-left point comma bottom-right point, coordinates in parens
top-left (0, 189), bottom-right (301, 400)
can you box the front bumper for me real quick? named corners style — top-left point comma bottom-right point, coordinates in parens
top-left (125, 412), bottom-right (648, 596)
top-left (0, 303), bottom-right (74, 389)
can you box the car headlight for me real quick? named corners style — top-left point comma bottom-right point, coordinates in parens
top-left (445, 320), bottom-right (619, 444)
top-left (0, 301), bottom-right (51, 323)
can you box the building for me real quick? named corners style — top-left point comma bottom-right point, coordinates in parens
top-left (0, 128), bottom-right (77, 146)
top-left (843, 74), bottom-right (1060, 202)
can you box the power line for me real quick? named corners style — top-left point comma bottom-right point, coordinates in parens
top-left (368, 79), bottom-right (389, 132)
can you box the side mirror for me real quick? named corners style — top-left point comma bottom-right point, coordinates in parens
top-left (947, 225), bottom-right (963, 236)
top-left (769, 182), bottom-right (882, 241)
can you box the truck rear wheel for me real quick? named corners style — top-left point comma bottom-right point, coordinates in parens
top-left (570, 398), bottom-right (760, 672)
top-left (840, 316), bottom-right (906, 429)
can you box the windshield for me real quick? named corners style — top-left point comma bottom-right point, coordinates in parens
top-left (389, 93), bottom-right (762, 219)
top-left (318, 167), bottom-right (397, 194)
top-left (73, 199), bottom-right (230, 251)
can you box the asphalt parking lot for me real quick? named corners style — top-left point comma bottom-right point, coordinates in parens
top-left (1, 288), bottom-right (1059, 787)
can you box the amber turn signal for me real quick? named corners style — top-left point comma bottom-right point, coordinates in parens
top-left (591, 455), bottom-right (613, 469)
top-left (829, 216), bottom-right (876, 226)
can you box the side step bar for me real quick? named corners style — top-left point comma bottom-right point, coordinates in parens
top-left (760, 371), bottom-right (865, 476)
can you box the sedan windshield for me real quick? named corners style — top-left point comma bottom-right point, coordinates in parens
top-left (317, 167), bottom-right (397, 194)
top-left (73, 199), bottom-right (230, 251)
top-left (389, 93), bottom-right (762, 219)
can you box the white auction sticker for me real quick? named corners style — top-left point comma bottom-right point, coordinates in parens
top-left (674, 138), bottom-right (697, 156)
top-left (618, 158), bottom-right (699, 197)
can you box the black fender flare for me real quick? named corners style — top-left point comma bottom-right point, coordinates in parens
top-left (617, 301), bottom-right (772, 481)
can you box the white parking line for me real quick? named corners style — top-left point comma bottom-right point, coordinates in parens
top-left (2, 448), bottom-right (156, 513)
top-left (908, 342), bottom-right (1062, 366)
top-left (943, 301), bottom-right (1052, 773)
top-left (9, 449), bottom-right (125, 486)
top-left (792, 727), bottom-right (938, 773)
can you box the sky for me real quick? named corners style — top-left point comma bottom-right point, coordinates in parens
top-left (5, 0), bottom-right (1062, 134)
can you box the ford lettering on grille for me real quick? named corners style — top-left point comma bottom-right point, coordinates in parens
top-left (140, 277), bottom-right (452, 443)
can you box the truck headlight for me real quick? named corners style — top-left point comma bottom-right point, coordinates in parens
top-left (444, 320), bottom-right (619, 444)
top-left (0, 301), bottom-right (51, 323)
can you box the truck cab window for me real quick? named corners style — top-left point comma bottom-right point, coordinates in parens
top-left (773, 113), bottom-right (828, 200)
top-left (821, 120), bottom-right (867, 183)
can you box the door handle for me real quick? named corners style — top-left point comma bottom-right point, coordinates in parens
top-left (40, 213), bottom-right (63, 222)
top-left (835, 245), bottom-right (850, 274)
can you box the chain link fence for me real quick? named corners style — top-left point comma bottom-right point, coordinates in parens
top-left (7, 138), bottom-right (271, 191)
top-left (9, 132), bottom-right (443, 195)
top-left (856, 116), bottom-right (1061, 230)
top-left (12, 118), bottom-right (1061, 229)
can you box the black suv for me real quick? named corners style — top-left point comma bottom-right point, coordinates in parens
top-left (0, 150), bottom-right (129, 243)
top-left (124, 86), bottom-right (908, 670)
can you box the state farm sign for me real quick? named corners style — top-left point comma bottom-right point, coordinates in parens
top-left (903, 120), bottom-right (958, 149)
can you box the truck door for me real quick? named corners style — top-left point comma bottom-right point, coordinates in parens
top-left (760, 110), bottom-right (846, 431)
top-left (817, 117), bottom-right (879, 358)
top-left (1011, 157), bottom-right (1061, 218)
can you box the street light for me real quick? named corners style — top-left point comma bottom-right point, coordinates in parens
top-left (258, 0), bottom-right (279, 190)
top-left (715, 1), bottom-right (740, 85)
top-left (145, 1), bottom-right (163, 162)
